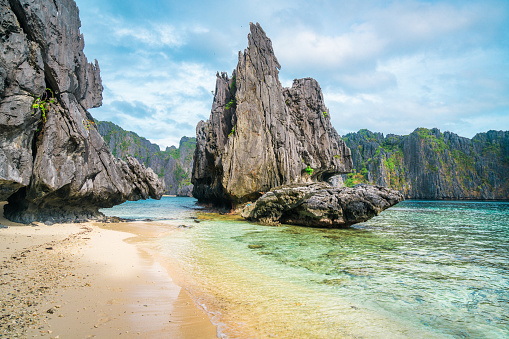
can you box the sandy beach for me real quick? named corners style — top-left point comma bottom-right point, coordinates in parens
top-left (0, 202), bottom-right (218, 338)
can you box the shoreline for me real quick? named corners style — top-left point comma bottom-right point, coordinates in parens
top-left (0, 202), bottom-right (218, 338)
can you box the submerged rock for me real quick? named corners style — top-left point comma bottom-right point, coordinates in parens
top-left (0, 0), bottom-right (162, 223)
top-left (192, 23), bottom-right (352, 208)
top-left (242, 183), bottom-right (404, 227)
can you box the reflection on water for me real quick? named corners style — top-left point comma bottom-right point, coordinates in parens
top-left (104, 198), bottom-right (509, 338)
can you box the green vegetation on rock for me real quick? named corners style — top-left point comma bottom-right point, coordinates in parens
top-left (228, 125), bottom-right (236, 138)
top-left (225, 99), bottom-right (236, 110)
top-left (344, 168), bottom-right (369, 187)
top-left (32, 88), bottom-right (55, 124)
top-left (305, 165), bottom-right (314, 176)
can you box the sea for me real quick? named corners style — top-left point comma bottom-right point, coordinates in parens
top-left (101, 197), bottom-right (509, 338)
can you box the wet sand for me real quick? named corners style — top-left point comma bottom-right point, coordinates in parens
top-left (0, 202), bottom-right (218, 338)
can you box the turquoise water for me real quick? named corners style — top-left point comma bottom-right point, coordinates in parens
top-left (101, 198), bottom-right (509, 338)
top-left (101, 197), bottom-right (200, 221)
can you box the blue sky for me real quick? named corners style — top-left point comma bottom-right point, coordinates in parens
top-left (75, 0), bottom-right (509, 149)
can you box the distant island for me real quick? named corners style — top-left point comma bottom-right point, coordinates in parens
top-left (341, 128), bottom-right (509, 200)
top-left (95, 120), bottom-right (195, 196)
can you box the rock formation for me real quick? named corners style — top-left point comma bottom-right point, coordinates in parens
top-left (192, 23), bottom-right (353, 208)
top-left (0, 0), bottom-right (162, 223)
top-left (242, 183), bottom-right (404, 228)
top-left (340, 128), bottom-right (509, 199)
top-left (95, 120), bottom-right (195, 196)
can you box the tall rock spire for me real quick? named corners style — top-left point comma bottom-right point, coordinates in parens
top-left (192, 22), bottom-right (353, 208)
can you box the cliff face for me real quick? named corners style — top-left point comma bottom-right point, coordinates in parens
top-left (341, 128), bottom-right (509, 200)
top-left (0, 0), bottom-right (162, 223)
top-left (95, 120), bottom-right (195, 196)
top-left (192, 23), bottom-right (352, 207)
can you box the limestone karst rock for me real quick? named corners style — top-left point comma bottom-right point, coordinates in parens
top-left (0, 0), bottom-right (162, 223)
top-left (241, 183), bottom-right (405, 228)
top-left (340, 128), bottom-right (509, 199)
top-left (192, 23), bottom-right (353, 208)
top-left (95, 120), bottom-right (195, 196)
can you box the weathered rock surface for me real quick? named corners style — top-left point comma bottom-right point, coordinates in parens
top-left (95, 120), bottom-right (195, 195)
top-left (242, 183), bottom-right (404, 227)
top-left (192, 23), bottom-right (352, 208)
top-left (0, 0), bottom-right (162, 223)
top-left (340, 128), bottom-right (509, 199)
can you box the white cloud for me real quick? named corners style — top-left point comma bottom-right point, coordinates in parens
top-left (91, 54), bottom-right (216, 148)
top-left (325, 91), bottom-right (382, 105)
top-left (275, 25), bottom-right (385, 71)
top-left (79, 0), bottom-right (509, 146)
top-left (113, 24), bottom-right (184, 48)
top-left (322, 41), bottom-right (509, 139)
top-left (273, 0), bottom-right (508, 75)
top-left (369, 2), bottom-right (477, 42)
top-left (335, 71), bottom-right (397, 92)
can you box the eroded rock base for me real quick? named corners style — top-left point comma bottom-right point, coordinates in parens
top-left (242, 183), bottom-right (404, 228)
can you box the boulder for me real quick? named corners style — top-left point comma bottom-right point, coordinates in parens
top-left (242, 183), bottom-right (404, 227)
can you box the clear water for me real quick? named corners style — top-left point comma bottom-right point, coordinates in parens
top-left (102, 198), bottom-right (509, 338)
top-left (100, 196), bottom-right (201, 221)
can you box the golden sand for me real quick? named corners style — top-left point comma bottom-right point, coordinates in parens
top-left (0, 202), bottom-right (217, 338)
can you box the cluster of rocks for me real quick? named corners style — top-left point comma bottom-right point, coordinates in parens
top-left (192, 23), bottom-right (403, 227)
top-left (192, 23), bottom-right (353, 207)
top-left (0, 0), bottom-right (162, 223)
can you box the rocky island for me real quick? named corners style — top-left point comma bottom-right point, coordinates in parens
top-left (95, 120), bottom-right (195, 196)
top-left (341, 128), bottom-right (509, 199)
top-left (192, 23), bottom-right (404, 227)
top-left (0, 0), bottom-right (162, 224)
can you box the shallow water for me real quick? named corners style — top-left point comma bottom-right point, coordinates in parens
top-left (102, 198), bottom-right (509, 338)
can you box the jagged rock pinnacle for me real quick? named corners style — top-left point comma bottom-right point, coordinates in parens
top-left (192, 23), bottom-right (353, 208)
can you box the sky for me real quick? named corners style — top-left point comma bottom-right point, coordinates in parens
top-left (74, 0), bottom-right (509, 149)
